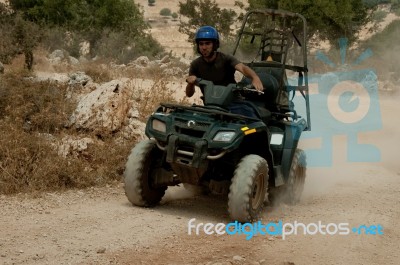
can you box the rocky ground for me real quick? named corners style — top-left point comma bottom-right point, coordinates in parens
top-left (1, 95), bottom-right (399, 265)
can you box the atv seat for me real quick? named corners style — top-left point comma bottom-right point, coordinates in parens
top-left (229, 100), bottom-right (271, 122)
top-left (240, 68), bottom-right (280, 109)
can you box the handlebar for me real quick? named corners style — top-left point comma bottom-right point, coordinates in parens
top-left (241, 85), bottom-right (264, 94)
top-left (195, 78), bottom-right (264, 94)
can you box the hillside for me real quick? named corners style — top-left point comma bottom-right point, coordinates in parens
top-left (137, 0), bottom-right (245, 57)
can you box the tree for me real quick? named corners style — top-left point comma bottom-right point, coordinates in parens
top-left (280, 0), bottom-right (371, 48)
top-left (13, 13), bottom-right (42, 70)
top-left (235, 0), bottom-right (279, 10)
top-left (0, 3), bottom-right (41, 69)
top-left (178, 0), bottom-right (237, 43)
top-left (8, 0), bottom-right (163, 62)
top-left (0, 3), bottom-right (17, 64)
top-left (236, 0), bottom-right (375, 48)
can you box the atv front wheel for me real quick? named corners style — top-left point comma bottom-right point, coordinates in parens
top-left (228, 155), bottom-right (269, 222)
top-left (285, 149), bottom-right (306, 204)
top-left (124, 139), bottom-right (167, 207)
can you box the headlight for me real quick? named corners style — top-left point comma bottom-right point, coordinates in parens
top-left (152, 119), bottom-right (166, 132)
top-left (213, 131), bottom-right (236, 142)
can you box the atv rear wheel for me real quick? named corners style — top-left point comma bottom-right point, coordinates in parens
top-left (285, 149), bottom-right (306, 204)
top-left (228, 155), bottom-right (269, 222)
top-left (124, 139), bottom-right (167, 207)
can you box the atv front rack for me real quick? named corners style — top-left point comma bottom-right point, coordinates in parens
top-left (159, 103), bottom-right (261, 122)
top-left (153, 138), bottom-right (227, 160)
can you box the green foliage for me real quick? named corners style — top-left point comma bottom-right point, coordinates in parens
top-left (7, 0), bottom-right (164, 63)
top-left (178, 0), bottom-right (237, 43)
top-left (0, 4), bottom-right (17, 63)
top-left (280, 0), bottom-right (370, 47)
top-left (390, 0), bottom-right (400, 12)
top-left (0, 8), bottom-right (42, 69)
top-left (171, 12), bottom-right (178, 20)
top-left (9, 0), bottom-right (148, 34)
top-left (160, 8), bottom-right (172, 16)
top-left (93, 30), bottom-right (163, 64)
top-left (246, 0), bottom-right (279, 9)
top-left (236, 0), bottom-right (373, 48)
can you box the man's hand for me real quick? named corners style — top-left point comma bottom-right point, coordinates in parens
top-left (235, 63), bottom-right (264, 93)
top-left (251, 76), bottom-right (264, 93)
top-left (186, 75), bottom-right (197, 84)
top-left (185, 75), bottom-right (197, 97)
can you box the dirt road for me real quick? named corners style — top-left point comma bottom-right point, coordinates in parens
top-left (1, 95), bottom-right (399, 265)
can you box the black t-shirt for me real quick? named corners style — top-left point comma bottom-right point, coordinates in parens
top-left (189, 52), bottom-right (240, 91)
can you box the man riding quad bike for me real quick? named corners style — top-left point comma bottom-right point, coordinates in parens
top-left (124, 9), bottom-right (311, 222)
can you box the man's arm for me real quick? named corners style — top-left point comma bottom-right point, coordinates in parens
top-left (235, 63), bottom-right (264, 92)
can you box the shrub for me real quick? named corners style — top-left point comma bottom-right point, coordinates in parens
top-left (160, 8), bottom-right (172, 16)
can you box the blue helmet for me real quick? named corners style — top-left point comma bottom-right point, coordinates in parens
top-left (195, 26), bottom-right (220, 51)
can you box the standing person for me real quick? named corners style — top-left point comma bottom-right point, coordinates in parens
top-left (185, 26), bottom-right (264, 98)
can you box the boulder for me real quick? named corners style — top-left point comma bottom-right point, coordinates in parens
top-left (69, 79), bottom-right (145, 139)
top-left (48, 49), bottom-right (66, 65)
top-left (58, 136), bottom-right (95, 158)
top-left (69, 56), bottom-right (80, 65)
top-left (132, 56), bottom-right (150, 67)
top-left (68, 72), bottom-right (92, 87)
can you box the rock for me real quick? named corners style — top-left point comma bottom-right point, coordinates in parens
top-left (35, 72), bottom-right (69, 83)
top-left (68, 72), bottom-right (92, 87)
top-left (57, 136), bottom-right (95, 158)
top-left (233, 255), bottom-right (245, 262)
top-left (160, 55), bottom-right (170, 64)
top-left (259, 260), bottom-right (267, 265)
top-left (0, 61), bottom-right (4, 74)
top-left (69, 56), bottom-right (80, 65)
top-left (133, 56), bottom-right (150, 67)
top-left (69, 79), bottom-right (143, 138)
top-left (48, 49), bottom-right (67, 65)
top-left (79, 41), bottom-right (90, 56)
top-left (49, 49), bottom-right (65, 61)
top-left (179, 57), bottom-right (191, 66)
top-left (96, 247), bottom-right (106, 254)
top-left (163, 67), bottom-right (184, 77)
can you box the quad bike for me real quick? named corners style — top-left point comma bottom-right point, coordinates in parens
top-left (124, 9), bottom-right (311, 222)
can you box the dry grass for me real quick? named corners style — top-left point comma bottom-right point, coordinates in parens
top-left (132, 77), bottom-right (191, 121)
top-left (0, 51), bottom-right (191, 195)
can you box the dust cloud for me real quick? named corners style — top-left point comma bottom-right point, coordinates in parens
top-left (301, 93), bottom-right (400, 199)
top-left (161, 185), bottom-right (200, 203)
